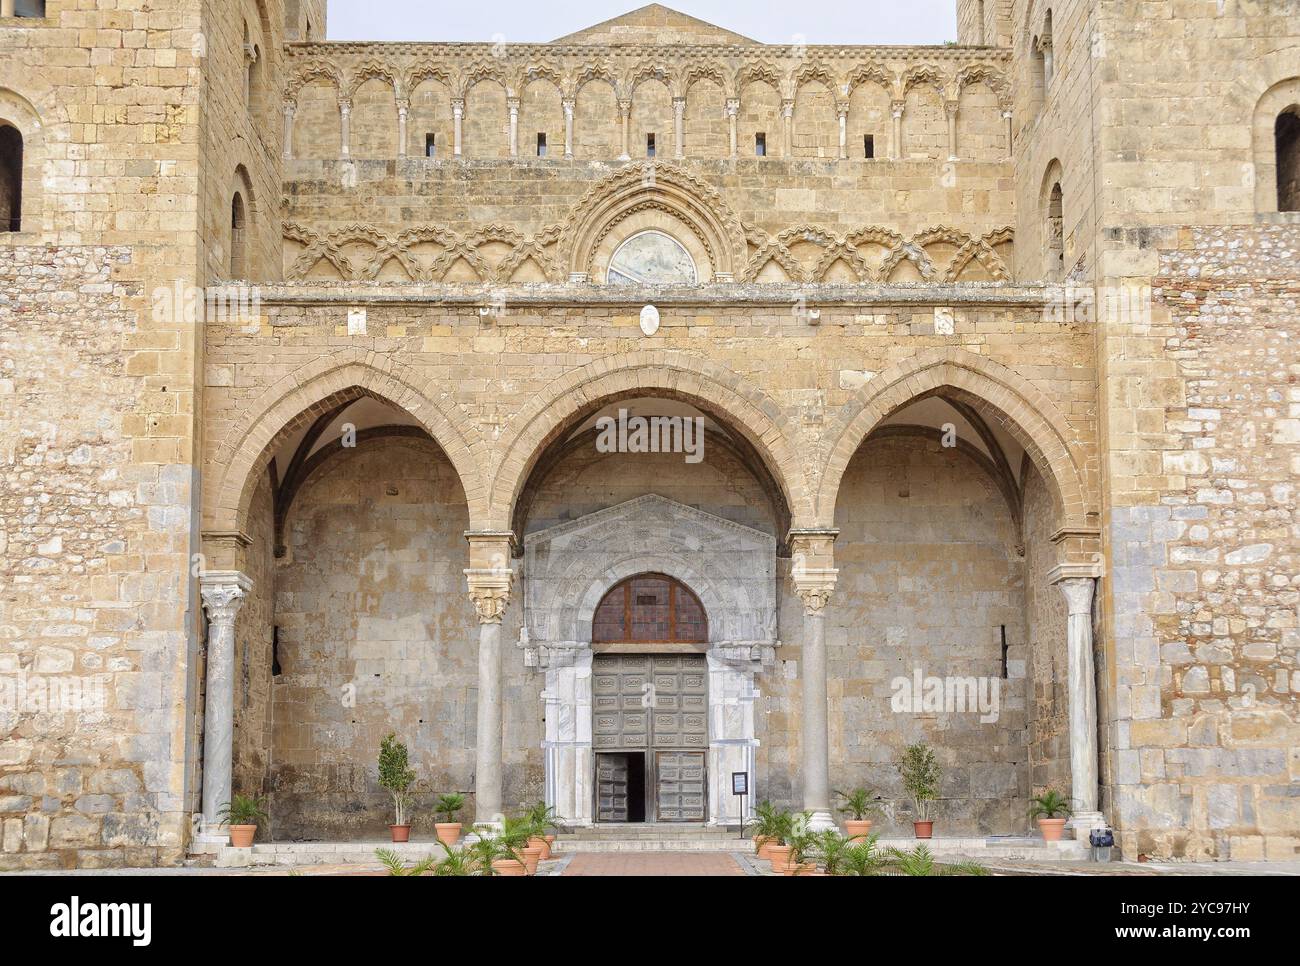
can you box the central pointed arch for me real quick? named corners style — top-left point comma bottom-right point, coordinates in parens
top-left (487, 352), bottom-right (814, 532)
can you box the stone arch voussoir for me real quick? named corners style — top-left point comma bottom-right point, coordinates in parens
top-left (817, 348), bottom-right (1092, 530)
top-left (487, 352), bottom-right (814, 531)
top-left (205, 350), bottom-right (489, 537)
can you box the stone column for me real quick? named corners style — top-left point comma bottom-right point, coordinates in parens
top-left (465, 532), bottom-right (514, 826)
top-left (338, 97), bottom-right (351, 159)
top-left (726, 99), bottom-right (739, 158)
top-left (563, 98), bottom-right (575, 158)
top-left (781, 98), bottom-right (794, 157)
top-left (1052, 566), bottom-right (1105, 840)
top-left (789, 529), bottom-right (839, 831)
top-left (945, 100), bottom-right (960, 160)
top-left (618, 99), bottom-right (632, 160)
top-left (198, 571), bottom-right (253, 843)
top-left (0, 1), bottom-right (15, 18)
top-left (1002, 109), bottom-right (1013, 157)
top-left (396, 98), bottom-right (409, 158)
top-left (452, 98), bottom-right (464, 157)
top-left (890, 100), bottom-right (904, 160)
top-left (281, 99), bottom-right (296, 160)
top-left (507, 97), bottom-right (519, 158)
top-left (1042, 38), bottom-right (1054, 87)
top-left (837, 102), bottom-right (849, 159)
top-left (673, 96), bottom-right (685, 159)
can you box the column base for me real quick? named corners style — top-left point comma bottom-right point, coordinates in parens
top-left (804, 809), bottom-right (836, 832)
top-left (190, 827), bottom-right (230, 854)
top-left (1065, 810), bottom-right (1106, 842)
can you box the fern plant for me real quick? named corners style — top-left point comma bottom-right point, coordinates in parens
top-left (432, 841), bottom-right (479, 876)
top-left (838, 835), bottom-right (884, 876)
top-left (375, 848), bottom-right (436, 876)
top-left (888, 844), bottom-right (937, 876)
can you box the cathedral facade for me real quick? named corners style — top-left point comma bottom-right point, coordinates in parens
top-left (0, 0), bottom-right (1297, 868)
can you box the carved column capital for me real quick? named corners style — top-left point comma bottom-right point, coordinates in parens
top-left (618, 98), bottom-right (632, 116)
top-left (891, 99), bottom-right (906, 118)
top-left (725, 98), bottom-right (739, 117)
top-left (465, 530), bottom-right (516, 624)
top-left (451, 98), bottom-right (465, 115)
top-left (282, 97), bottom-right (297, 116)
top-left (199, 571), bottom-right (252, 626)
top-left (1055, 576), bottom-right (1096, 617)
top-left (781, 98), bottom-right (794, 118)
top-left (562, 98), bottom-right (575, 116)
top-left (944, 99), bottom-right (960, 118)
top-left (338, 98), bottom-right (352, 115)
top-left (788, 527), bottom-right (839, 616)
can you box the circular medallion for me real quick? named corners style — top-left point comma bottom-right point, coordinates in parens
top-left (640, 304), bottom-right (661, 336)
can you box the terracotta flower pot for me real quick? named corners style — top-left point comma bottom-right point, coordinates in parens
top-left (753, 835), bottom-right (773, 858)
top-left (767, 844), bottom-right (793, 874)
top-left (844, 819), bottom-right (873, 842)
top-left (529, 835), bottom-right (550, 860)
top-left (492, 858), bottom-right (526, 876)
top-left (545, 834), bottom-right (556, 856)
top-left (794, 865), bottom-right (826, 876)
top-left (229, 824), bottom-right (256, 848)
top-left (913, 820), bottom-right (934, 839)
top-left (435, 822), bottom-right (462, 847)
top-left (389, 824), bottom-right (411, 843)
top-left (519, 844), bottom-right (543, 875)
top-left (1038, 817), bottom-right (1067, 842)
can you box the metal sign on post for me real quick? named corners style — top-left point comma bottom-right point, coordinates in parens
top-left (731, 771), bottom-right (748, 838)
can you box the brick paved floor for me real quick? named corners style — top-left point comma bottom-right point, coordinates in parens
top-left (561, 852), bottom-right (745, 876)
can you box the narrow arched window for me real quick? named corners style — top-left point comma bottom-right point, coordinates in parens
top-left (230, 192), bottom-right (247, 278)
top-left (1047, 182), bottom-right (1064, 278)
top-left (15, 1), bottom-right (48, 17)
top-left (1277, 108), bottom-right (1300, 212)
top-left (0, 124), bottom-right (22, 233)
top-left (592, 574), bottom-right (708, 644)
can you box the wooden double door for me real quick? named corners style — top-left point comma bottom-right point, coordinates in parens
top-left (593, 654), bottom-right (707, 822)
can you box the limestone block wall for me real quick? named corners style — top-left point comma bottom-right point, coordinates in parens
top-left (0, 1), bottom-right (209, 870)
top-left (1080, 1), bottom-right (1300, 859)
top-left (819, 435), bottom-right (1032, 834)
top-left (265, 436), bottom-right (478, 839)
top-left (1100, 226), bottom-right (1299, 860)
top-left (281, 159), bottom-right (1018, 285)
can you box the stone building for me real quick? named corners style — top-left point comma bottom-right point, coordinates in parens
top-left (0, 0), bottom-right (1296, 868)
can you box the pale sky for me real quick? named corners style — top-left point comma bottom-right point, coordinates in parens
top-left (325, 0), bottom-right (958, 46)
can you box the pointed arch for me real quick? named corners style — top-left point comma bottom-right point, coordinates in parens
top-left (205, 351), bottom-right (488, 536)
top-left (817, 348), bottom-right (1092, 529)
top-left (486, 352), bottom-right (815, 531)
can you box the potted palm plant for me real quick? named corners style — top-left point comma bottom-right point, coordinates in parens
top-left (746, 800), bottom-right (779, 859)
top-left (784, 826), bottom-right (823, 876)
top-left (433, 841), bottom-right (479, 876)
top-left (375, 848), bottom-right (436, 876)
top-left (1029, 788), bottom-right (1072, 841)
top-left (483, 816), bottom-right (533, 876)
top-left (434, 792), bottom-right (465, 846)
top-left (835, 787), bottom-right (881, 841)
top-left (525, 800), bottom-right (561, 860)
top-left (378, 732), bottom-right (417, 843)
top-left (218, 793), bottom-right (268, 848)
top-left (763, 808), bottom-right (797, 873)
top-left (898, 742), bottom-right (942, 839)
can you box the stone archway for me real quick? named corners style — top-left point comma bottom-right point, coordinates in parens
top-left (523, 495), bottom-right (777, 826)
top-left (817, 347), bottom-right (1093, 531)
top-left (486, 351), bottom-right (815, 533)
top-left (204, 352), bottom-right (489, 540)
